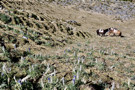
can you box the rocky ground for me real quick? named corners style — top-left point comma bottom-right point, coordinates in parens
top-left (53, 0), bottom-right (135, 21)
top-left (78, 1), bottom-right (135, 21)
top-left (0, 0), bottom-right (135, 90)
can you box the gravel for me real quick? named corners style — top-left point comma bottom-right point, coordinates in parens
top-left (78, 1), bottom-right (135, 21)
top-left (51, 0), bottom-right (135, 21)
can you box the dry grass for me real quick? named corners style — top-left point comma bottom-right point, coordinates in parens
top-left (0, 0), bottom-right (135, 89)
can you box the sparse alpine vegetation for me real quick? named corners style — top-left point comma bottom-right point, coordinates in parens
top-left (0, 0), bottom-right (135, 90)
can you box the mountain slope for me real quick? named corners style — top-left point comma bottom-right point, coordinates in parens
top-left (0, 0), bottom-right (135, 90)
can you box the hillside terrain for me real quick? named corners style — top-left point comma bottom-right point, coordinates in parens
top-left (0, 0), bottom-right (135, 90)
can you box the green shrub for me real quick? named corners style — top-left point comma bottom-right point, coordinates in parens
top-left (0, 13), bottom-right (11, 24)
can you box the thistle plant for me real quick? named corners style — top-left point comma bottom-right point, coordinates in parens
top-left (73, 48), bottom-right (79, 60)
top-left (72, 75), bottom-right (76, 86)
top-left (20, 56), bottom-right (29, 68)
top-left (22, 36), bottom-right (28, 40)
top-left (2, 46), bottom-right (6, 53)
top-left (41, 77), bottom-right (45, 89)
top-left (77, 57), bottom-right (80, 64)
top-left (61, 77), bottom-right (65, 85)
top-left (27, 64), bottom-right (40, 78)
top-left (48, 77), bottom-right (51, 83)
top-left (14, 76), bottom-right (22, 90)
top-left (111, 82), bottom-right (115, 90)
top-left (76, 71), bottom-right (79, 80)
top-left (79, 65), bottom-right (82, 71)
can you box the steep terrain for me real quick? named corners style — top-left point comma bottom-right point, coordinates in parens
top-left (0, 0), bottom-right (135, 90)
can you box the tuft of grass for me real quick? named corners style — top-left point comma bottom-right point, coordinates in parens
top-left (0, 13), bottom-right (11, 24)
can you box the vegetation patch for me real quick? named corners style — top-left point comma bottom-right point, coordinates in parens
top-left (0, 13), bottom-right (11, 24)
